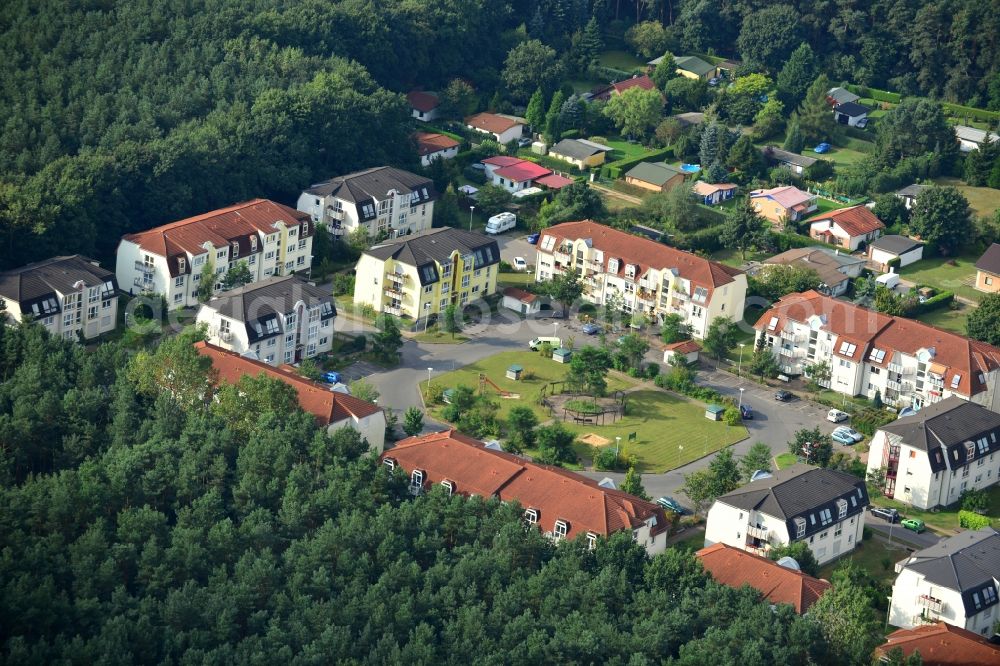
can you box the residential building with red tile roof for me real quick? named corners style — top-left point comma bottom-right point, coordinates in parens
top-left (480, 156), bottom-right (552, 193)
top-left (465, 112), bottom-right (525, 144)
top-left (501, 286), bottom-right (541, 315)
top-left (749, 186), bottom-right (818, 228)
top-left (534, 220), bottom-right (747, 339)
top-left (195, 341), bottom-right (386, 451)
top-left (535, 173), bottom-right (575, 190)
top-left (116, 199), bottom-right (313, 310)
top-left (696, 543), bottom-right (832, 613)
top-left (662, 339), bottom-right (702, 365)
top-left (381, 430), bottom-right (670, 553)
top-left (755, 290), bottom-right (1000, 410)
top-left (413, 132), bottom-right (460, 167)
top-left (807, 205), bottom-right (885, 251)
top-left (876, 622), bottom-right (1000, 664)
top-left (593, 75), bottom-right (656, 101)
top-left (407, 90), bottom-right (440, 122)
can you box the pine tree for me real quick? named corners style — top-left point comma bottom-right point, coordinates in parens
top-left (544, 90), bottom-right (566, 143)
top-left (783, 118), bottom-right (804, 153)
top-left (705, 161), bottom-right (728, 184)
top-left (621, 464), bottom-right (649, 500)
top-left (559, 94), bottom-right (583, 131)
top-left (699, 121), bottom-right (726, 167)
top-left (528, 7), bottom-right (545, 39)
top-left (796, 75), bottom-right (837, 144)
top-left (525, 88), bottom-right (546, 133)
top-left (776, 43), bottom-right (817, 107)
top-left (577, 15), bottom-right (603, 66)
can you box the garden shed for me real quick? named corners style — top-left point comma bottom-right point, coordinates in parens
top-left (705, 404), bottom-right (725, 421)
top-left (553, 348), bottom-right (572, 364)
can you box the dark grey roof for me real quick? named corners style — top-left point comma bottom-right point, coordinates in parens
top-left (835, 101), bottom-right (869, 117)
top-left (0, 255), bottom-right (116, 316)
top-left (880, 397), bottom-right (1000, 472)
top-left (625, 161), bottom-right (684, 186)
top-left (365, 228), bottom-right (500, 286)
top-left (304, 167), bottom-right (436, 220)
top-left (827, 87), bottom-right (860, 105)
top-left (204, 276), bottom-right (334, 342)
top-left (975, 243), bottom-right (1000, 275)
top-left (869, 234), bottom-right (924, 255)
top-left (895, 184), bottom-right (926, 198)
top-left (550, 138), bottom-right (604, 161)
top-left (899, 528), bottom-right (1000, 616)
top-left (716, 463), bottom-right (868, 540)
top-left (762, 146), bottom-right (817, 168)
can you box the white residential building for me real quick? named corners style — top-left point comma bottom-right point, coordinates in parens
top-left (866, 397), bottom-right (1000, 509)
top-left (889, 528), bottom-right (1000, 637)
top-left (704, 464), bottom-right (869, 566)
top-left (533, 220), bottom-right (747, 339)
top-left (755, 290), bottom-right (1000, 411)
top-left (296, 167), bottom-right (436, 238)
top-left (464, 112), bottom-right (525, 145)
top-left (195, 275), bottom-right (335, 366)
top-left (0, 255), bottom-right (118, 341)
top-left (116, 199), bottom-right (313, 310)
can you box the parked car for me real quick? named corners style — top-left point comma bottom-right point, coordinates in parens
top-left (901, 518), bottom-right (925, 533)
top-left (827, 409), bottom-right (849, 423)
top-left (511, 256), bottom-right (527, 271)
top-left (814, 142), bottom-right (831, 153)
top-left (740, 404), bottom-right (753, 420)
top-left (656, 496), bottom-right (689, 515)
top-left (831, 427), bottom-right (858, 445)
top-left (529, 336), bottom-right (562, 351)
top-left (869, 506), bottom-right (900, 523)
top-left (526, 232), bottom-right (540, 244)
top-left (470, 162), bottom-right (486, 171)
top-left (321, 371), bottom-right (342, 384)
top-left (855, 117), bottom-right (868, 129)
top-left (708, 77), bottom-right (720, 86)
top-left (518, 137), bottom-right (532, 147)
top-left (832, 425), bottom-right (864, 443)
top-left (774, 390), bottom-right (794, 402)
top-left (581, 322), bottom-right (601, 335)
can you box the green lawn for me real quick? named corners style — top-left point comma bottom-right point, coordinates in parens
top-left (935, 177), bottom-right (1000, 217)
top-left (812, 144), bottom-right (870, 168)
top-left (914, 303), bottom-right (970, 334)
top-left (422, 350), bottom-right (635, 424)
top-left (898, 253), bottom-right (982, 303)
top-left (710, 248), bottom-right (769, 268)
top-left (814, 197), bottom-right (853, 214)
top-left (596, 50), bottom-right (645, 71)
top-left (818, 538), bottom-right (910, 585)
top-left (562, 389), bottom-right (748, 473)
top-left (497, 271), bottom-right (533, 286)
top-left (775, 453), bottom-right (799, 470)
top-left (566, 78), bottom-right (599, 94)
top-left (413, 327), bottom-right (468, 344)
top-left (603, 136), bottom-right (653, 161)
top-left (604, 195), bottom-right (643, 212)
top-left (869, 487), bottom-right (1000, 534)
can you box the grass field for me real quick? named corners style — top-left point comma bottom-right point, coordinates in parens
top-left (603, 136), bottom-right (653, 161)
top-left (812, 145), bottom-right (870, 168)
top-left (596, 50), bottom-right (645, 71)
top-left (775, 452), bottom-right (799, 469)
top-left (562, 389), bottom-right (748, 473)
top-left (412, 327), bottom-right (468, 344)
top-left (710, 248), bottom-right (769, 268)
top-left (914, 303), bottom-right (969, 334)
top-left (814, 197), bottom-right (854, 214)
top-left (898, 253), bottom-right (981, 303)
top-left (935, 177), bottom-right (1000, 217)
top-left (869, 486), bottom-right (1000, 534)
top-left (497, 271), bottom-right (533, 286)
top-left (818, 537), bottom-right (910, 585)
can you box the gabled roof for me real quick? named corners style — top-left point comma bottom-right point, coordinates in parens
top-left (363, 228), bottom-right (500, 285)
top-left (879, 397), bottom-right (1000, 471)
top-left (539, 220), bottom-right (743, 300)
top-left (465, 112), bottom-right (522, 134)
top-left (897, 528), bottom-right (1000, 616)
top-left (194, 342), bottom-right (381, 426)
top-left (201, 276), bottom-right (333, 325)
top-left (303, 167), bottom-right (436, 206)
top-left (406, 90), bottom-right (440, 113)
top-left (749, 185), bottom-right (814, 210)
top-left (674, 56), bottom-right (715, 77)
top-left (664, 339), bottom-right (701, 355)
top-left (877, 622), bottom-right (1000, 665)
top-left (413, 132), bottom-right (459, 156)
top-left (896, 183), bottom-right (927, 198)
top-left (696, 543), bottom-right (832, 613)
top-left (975, 243), bottom-right (1000, 276)
top-left (692, 181), bottom-right (738, 196)
top-left (381, 430), bottom-right (668, 540)
top-left (481, 156), bottom-right (524, 167)
top-left (535, 173), bottom-right (575, 190)
top-left (805, 205), bottom-right (885, 238)
top-left (0, 255), bottom-right (115, 314)
top-left (834, 101), bottom-right (869, 117)
top-left (869, 234), bottom-right (924, 255)
top-left (625, 161), bottom-right (684, 187)
top-left (502, 286), bottom-right (536, 303)
top-left (493, 160), bottom-right (552, 183)
top-left (611, 74), bottom-right (655, 94)
top-left (550, 138), bottom-right (605, 161)
top-left (763, 247), bottom-right (856, 288)
top-left (826, 87), bottom-right (860, 105)
top-left (761, 146), bottom-right (817, 168)
top-left (955, 125), bottom-right (996, 145)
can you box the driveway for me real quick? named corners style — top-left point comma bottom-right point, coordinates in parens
top-left (865, 513), bottom-right (940, 549)
top-left (493, 232), bottom-right (536, 265)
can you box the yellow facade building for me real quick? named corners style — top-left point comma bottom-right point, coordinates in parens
top-left (353, 228), bottom-right (500, 321)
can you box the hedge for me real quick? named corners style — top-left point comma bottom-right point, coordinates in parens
top-left (845, 84), bottom-right (901, 104)
top-left (850, 408), bottom-right (898, 436)
top-left (908, 290), bottom-right (954, 316)
top-left (959, 510), bottom-right (992, 530)
top-left (600, 146), bottom-right (675, 180)
top-left (845, 83), bottom-right (1000, 123)
top-left (589, 64), bottom-right (643, 83)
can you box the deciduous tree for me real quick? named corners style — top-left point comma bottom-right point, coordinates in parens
top-left (371, 314), bottom-right (404, 364)
top-left (701, 316), bottom-right (738, 360)
top-left (602, 87), bottom-right (664, 141)
top-left (967, 292), bottom-right (1000, 346)
top-left (909, 185), bottom-right (972, 255)
top-left (402, 406), bottom-right (424, 437)
top-left (720, 198), bottom-right (769, 260)
top-left (502, 40), bottom-right (563, 101)
top-left (740, 442), bottom-right (773, 483)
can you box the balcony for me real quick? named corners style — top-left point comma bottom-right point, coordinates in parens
top-left (553, 251), bottom-right (572, 265)
top-left (780, 330), bottom-right (803, 343)
top-left (387, 272), bottom-right (407, 284)
top-left (384, 305), bottom-right (402, 316)
top-left (384, 286), bottom-right (403, 298)
top-left (887, 380), bottom-right (902, 391)
top-left (134, 261), bottom-right (154, 274)
top-left (778, 347), bottom-right (798, 357)
top-left (746, 525), bottom-right (769, 540)
top-left (917, 594), bottom-right (943, 614)
top-left (133, 277), bottom-right (153, 293)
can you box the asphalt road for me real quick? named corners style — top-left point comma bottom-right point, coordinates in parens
top-left (865, 513), bottom-right (941, 549)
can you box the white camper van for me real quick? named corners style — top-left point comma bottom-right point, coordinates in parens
top-left (485, 212), bottom-right (516, 235)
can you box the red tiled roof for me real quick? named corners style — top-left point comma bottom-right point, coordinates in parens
top-left (696, 543), bottom-right (831, 613)
top-left (194, 342), bottom-right (382, 425)
top-left (749, 185), bottom-right (813, 210)
top-left (494, 160), bottom-right (552, 182)
top-left (503, 286), bottom-right (536, 303)
top-left (481, 155), bottom-right (524, 167)
top-left (805, 205), bottom-right (885, 238)
top-left (381, 430), bottom-right (668, 539)
top-left (539, 220), bottom-right (743, 300)
top-left (877, 622), bottom-right (1000, 665)
top-left (664, 340), bottom-right (701, 354)
top-left (535, 173), bottom-right (575, 189)
top-left (612, 75), bottom-right (655, 94)
top-left (692, 181), bottom-right (738, 196)
top-left (413, 132), bottom-right (459, 156)
top-left (406, 90), bottom-right (439, 113)
top-left (755, 290), bottom-right (1000, 395)
top-left (465, 112), bottom-right (522, 134)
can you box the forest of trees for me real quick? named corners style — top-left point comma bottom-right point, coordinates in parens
top-left (0, 321), bottom-right (866, 663)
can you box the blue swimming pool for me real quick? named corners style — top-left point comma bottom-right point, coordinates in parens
top-left (679, 163), bottom-right (701, 173)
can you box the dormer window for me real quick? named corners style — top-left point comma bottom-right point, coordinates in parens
top-left (868, 348), bottom-right (886, 363)
top-left (250, 236), bottom-right (258, 251)
top-left (950, 374), bottom-right (961, 389)
top-left (767, 317), bottom-right (778, 331)
top-left (302, 221), bottom-right (309, 235)
top-left (794, 517), bottom-right (806, 538)
top-left (178, 257), bottom-right (186, 273)
top-left (231, 241), bottom-right (239, 258)
top-left (608, 258), bottom-right (619, 274)
top-left (554, 519), bottom-right (568, 539)
top-left (965, 441), bottom-right (976, 461)
top-left (586, 532), bottom-right (598, 550)
top-left (837, 499), bottom-right (848, 519)
top-left (524, 508), bottom-right (538, 525)
top-left (410, 470), bottom-right (424, 487)
top-left (440, 480), bottom-right (454, 495)
top-left (382, 458), bottom-right (395, 470)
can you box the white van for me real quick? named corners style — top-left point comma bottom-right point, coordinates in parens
top-left (485, 212), bottom-right (516, 235)
top-left (875, 273), bottom-right (900, 290)
top-left (529, 336), bottom-right (562, 350)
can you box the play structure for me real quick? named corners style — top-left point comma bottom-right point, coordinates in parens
top-left (539, 380), bottom-right (627, 424)
top-left (479, 373), bottom-right (520, 399)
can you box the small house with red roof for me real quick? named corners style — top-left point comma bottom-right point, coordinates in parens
top-left (696, 543), bottom-right (832, 613)
top-left (481, 156), bottom-right (552, 192)
top-left (877, 622), bottom-right (1000, 665)
top-left (593, 74), bottom-right (656, 102)
top-left (534, 220), bottom-right (747, 338)
top-left (748, 185), bottom-right (818, 228)
top-left (465, 112), bottom-right (525, 144)
top-left (807, 205), bottom-right (885, 251)
top-left (413, 132), bottom-right (460, 166)
top-left (381, 429), bottom-right (670, 553)
top-left (501, 286), bottom-right (540, 315)
top-left (195, 341), bottom-right (386, 451)
top-left (407, 90), bottom-right (440, 122)
top-left (663, 339), bottom-right (701, 365)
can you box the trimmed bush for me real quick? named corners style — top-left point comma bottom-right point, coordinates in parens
top-left (910, 291), bottom-right (954, 316)
top-left (959, 510), bottom-right (992, 530)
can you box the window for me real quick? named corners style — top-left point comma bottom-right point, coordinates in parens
top-left (424, 285), bottom-right (433, 294)
top-left (440, 480), bottom-right (454, 495)
top-left (440, 298), bottom-right (448, 309)
top-left (383, 458), bottom-right (395, 470)
top-left (951, 374), bottom-right (962, 389)
top-left (298, 239), bottom-right (307, 250)
top-left (174, 276), bottom-right (184, 288)
top-left (554, 520), bottom-right (568, 539)
top-left (524, 508), bottom-right (538, 525)
top-left (461, 275), bottom-right (470, 287)
top-left (173, 293), bottom-right (183, 303)
top-left (767, 317), bottom-right (778, 331)
top-left (410, 470), bottom-right (424, 488)
top-left (868, 348), bottom-right (886, 363)
top-left (586, 532), bottom-right (598, 550)
top-left (820, 531), bottom-right (828, 540)
top-left (838, 341), bottom-right (857, 356)
top-left (837, 499), bottom-right (848, 519)
top-left (288, 228), bottom-right (297, 238)
top-left (297, 256), bottom-right (305, 266)
top-left (819, 508), bottom-right (833, 526)
top-left (794, 517), bottom-right (806, 538)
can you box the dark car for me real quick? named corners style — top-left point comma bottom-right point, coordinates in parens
top-left (869, 506), bottom-right (900, 523)
top-left (527, 232), bottom-right (540, 245)
top-left (774, 390), bottom-right (793, 402)
top-left (656, 496), bottom-right (689, 515)
top-left (740, 404), bottom-right (753, 419)
top-left (581, 322), bottom-right (601, 335)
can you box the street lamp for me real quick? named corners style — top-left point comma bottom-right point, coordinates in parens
top-left (615, 436), bottom-right (621, 457)
top-left (737, 342), bottom-right (746, 378)
top-left (738, 387), bottom-right (745, 410)
top-left (427, 367), bottom-right (433, 387)
top-left (469, 205), bottom-right (475, 231)
top-left (554, 322), bottom-right (559, 338)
